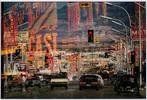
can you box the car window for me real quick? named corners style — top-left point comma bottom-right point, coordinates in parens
top-left (51, 72), bottom-right (67, 79)
top-left (80, 75), bottom-right (97, 81)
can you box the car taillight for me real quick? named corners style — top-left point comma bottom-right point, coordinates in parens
top-left (80, 82), bottom-right (86, 84)
top-left (91, 82), bottom-right (97, 84)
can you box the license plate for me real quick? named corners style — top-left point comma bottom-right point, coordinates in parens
top-left (86, 84), bottom-right (90, 86)
top-left (127, 86), bottom-right (131, 88)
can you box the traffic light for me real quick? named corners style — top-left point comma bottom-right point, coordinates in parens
top-left (131, 51), bottom-right (135, 64)
top-left (88, 30), bottom-right (94, 43)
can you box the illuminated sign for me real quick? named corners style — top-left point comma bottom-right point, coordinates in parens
top-left (28, 33), bottom-right (57, 52)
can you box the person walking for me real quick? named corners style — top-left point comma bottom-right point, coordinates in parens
top-left (21, 74), bottom-right (27, 92)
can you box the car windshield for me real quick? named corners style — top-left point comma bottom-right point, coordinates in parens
top-left (51, 72), bottom-right (67, 79)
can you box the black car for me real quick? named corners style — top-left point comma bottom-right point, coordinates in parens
top-left (79, 74), bottom-right (104, 90)
top-left (26, 75), bottom-right (41, 88)
top-left (114, 74), bottom-right (139, 94)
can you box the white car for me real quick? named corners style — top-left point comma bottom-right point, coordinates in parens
top-left (79, 74), bottom-right (104, 90)
top-left (96, 74), bottom-right (104, 88)
top-left (50, 72), bottom-right (69, 89)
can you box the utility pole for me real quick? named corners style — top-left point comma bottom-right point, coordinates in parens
top-left (138, 2), bottom-right (142, 87)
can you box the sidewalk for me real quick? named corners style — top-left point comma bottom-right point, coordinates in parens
top-left (139, 87), bottom-right (146, 98)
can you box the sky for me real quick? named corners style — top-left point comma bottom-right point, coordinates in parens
top-left (2, 2), bottom-right (145, 42)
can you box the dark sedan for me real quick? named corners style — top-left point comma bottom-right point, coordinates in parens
top-left (79, 74), bottom-right (104, 90)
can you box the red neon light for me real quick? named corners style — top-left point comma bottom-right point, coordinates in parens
top-left (89, 3), bottom-right (93, 27)
top-left (103, 2), bottom-right (107, 16)
top-left (73, 3), bottom-right (77, 32)
top-left (95, 3), bottom-right (99, 17)
top-left (28, 3), bottom-right (33, 28)
top-left (68, 3), bottom-right (71, 32)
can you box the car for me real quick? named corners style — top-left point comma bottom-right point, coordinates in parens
top-left (7, 75), bottom-right (22, 91)
top-left (50, 72), bottom-right (69, 89)
top-left (42, 74), bottom-right (52, 85)
top-left (26, 74), bottom-right (41, 88)
top-left (100, 70), bottom-right (110, 79)
top-left (114, 74), bottom-right (139, 94)
top-left (79, 74), bottom-right (104, 90)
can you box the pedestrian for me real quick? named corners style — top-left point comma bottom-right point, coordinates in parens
top-left (21, 74), bottom-right (27, 92)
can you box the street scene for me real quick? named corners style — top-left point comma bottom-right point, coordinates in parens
top-left (1, 2), bottom-right (146, 99)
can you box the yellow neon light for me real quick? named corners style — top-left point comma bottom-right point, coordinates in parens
top-left (1, 47), bottom-right (17, 55)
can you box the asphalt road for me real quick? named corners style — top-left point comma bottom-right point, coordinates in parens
top-left (2, 80), bottom-right (144, 99)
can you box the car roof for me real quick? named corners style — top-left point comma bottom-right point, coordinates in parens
top-left (80, 74), bottom-right (102, 78)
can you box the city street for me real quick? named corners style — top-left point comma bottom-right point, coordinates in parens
top-left (3, 80), bottom-right (144, 99)
top-left (1, 2), bottom-right (146, 99)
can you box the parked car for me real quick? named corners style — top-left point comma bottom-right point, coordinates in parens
top-left (79, 74), bottom-right (104, 90)
top-left (26, 74), bottom-right (41, 88)
top-left (114, 74), bottom-right (139, 94)
top-left (50, 72), bottom-right (69, 89)
top-left (110, 71), bottom-right (127, 85)
top-left (42, 74), bottom-right (52, 85)
top-left (7, 75), bottom-right (22, 90)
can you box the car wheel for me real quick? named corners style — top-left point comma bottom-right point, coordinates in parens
top-left (117, 86), bottom-right (123, 94)
top-left (65, 85), bottom-right (68, 89)
top-left (134, 87), bottom-right (139, 95)
top-left (79, 87), bottom-right (82, 90)
top-left (114, 86), bottom-right (117, 91)
top-left (96, 86), bottom-right (99, 90)
top-left (50, 86), bottom-right (54, 90)
top-left (38, 84), bottom-right (41, 88)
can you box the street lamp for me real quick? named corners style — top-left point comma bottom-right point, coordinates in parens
top-left (106, 2), bottom-right (134, 52)
top-left (100, 15), bottom-right (130, 47)
top-left (136, 2), bottom-right (146, 87)
top-left (106, 2), bottom-right (131, 35)
top-left (135, 2), bottom-right (146, 9)
top-left (101, 15), bottom-right (128, 41)
top-left (101, 15), bottom-right (131, 73)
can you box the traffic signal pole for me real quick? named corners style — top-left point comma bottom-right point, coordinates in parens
top-left (138, 2), bottom-right (142, 87)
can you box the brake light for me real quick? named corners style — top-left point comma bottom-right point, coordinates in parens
top-left (80, 82), bottom-right (86, 84)
top-left (91, 82), bottom-right (97, 84)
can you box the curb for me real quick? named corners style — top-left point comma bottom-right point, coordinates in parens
top-left (139, 88), bottom-right (146, 97)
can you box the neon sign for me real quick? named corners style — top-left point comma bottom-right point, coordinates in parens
top-left (28, 32), bottom-right (58, 53)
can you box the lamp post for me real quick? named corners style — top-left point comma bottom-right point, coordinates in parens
top-left (101, 16), bottom-right (130, 71)
top-left (135, 1), bottom-right (146, 88)
top-left (138, 2), bottom-right (142, 87)
top-left (112, 28), bottom-right (130, 73)
top-left (106, 2), bottom-right (131, 34)
top-left (106, 2), bottom-right (133, 50)
top-left (101, 16), bottom-right (128, 41)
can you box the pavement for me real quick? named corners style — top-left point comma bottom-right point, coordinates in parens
top-left (139, 87), bottom-right (146, 98)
